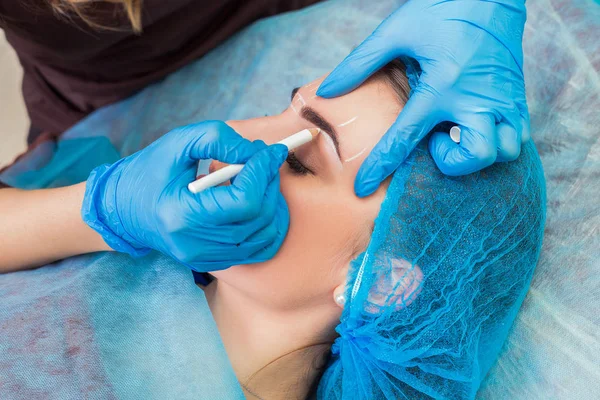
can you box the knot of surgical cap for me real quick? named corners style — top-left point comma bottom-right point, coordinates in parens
top-left (332, 319), bottom-right (373, 355)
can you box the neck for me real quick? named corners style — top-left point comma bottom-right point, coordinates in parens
top-left (204, 279), bottom-right (339, 399)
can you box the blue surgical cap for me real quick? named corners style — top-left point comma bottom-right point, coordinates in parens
top-left (319, 140), bottom-right (546, 399)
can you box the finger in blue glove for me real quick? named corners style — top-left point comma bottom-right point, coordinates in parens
top-left (82, 120), bottom-right (290, 271)
top-left (317, 0), bottom-right (530, 196)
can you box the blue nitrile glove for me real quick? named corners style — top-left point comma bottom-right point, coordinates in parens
top-left (317, 0), bottom-right (530, 197)
top-left (82, 120), bottom-right (290, 272)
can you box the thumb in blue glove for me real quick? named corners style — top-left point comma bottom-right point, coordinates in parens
top-left (82, 120), bottom-right (290, 272)
top-left (317, 0), bottom-right (531, 197)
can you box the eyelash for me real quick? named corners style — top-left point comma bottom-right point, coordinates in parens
top-left (286, 152), bottom-right (312, 175)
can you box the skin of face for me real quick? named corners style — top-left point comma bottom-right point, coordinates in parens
top-left (210, 75), bottom-right (402, 314)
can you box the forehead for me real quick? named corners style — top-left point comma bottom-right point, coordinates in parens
top-left (291, 75), bottom-right (401, 162)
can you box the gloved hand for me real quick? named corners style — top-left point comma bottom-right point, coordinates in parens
top-left (317, 0), bottom-right (530, 196)
top-left (82, 120), bottom-right (290, 272)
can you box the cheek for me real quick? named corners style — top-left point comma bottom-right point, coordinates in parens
top-left (223, 183), bottom-right (364, 306)
top-left (278, 176), bottom-right (387, 268)
top-left (210, 180), bottom-right (386, 309)
top-left (280, 183), bottom-right (361, 268)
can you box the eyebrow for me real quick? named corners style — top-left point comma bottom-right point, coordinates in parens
top-left (290, 88), bottom-right (341, 159)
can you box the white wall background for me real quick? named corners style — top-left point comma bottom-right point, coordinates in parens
top-left (0, 31), bottom-right (28, 168)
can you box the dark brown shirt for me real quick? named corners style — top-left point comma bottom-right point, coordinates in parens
top-left (0, 0), bottom-right (320, 143)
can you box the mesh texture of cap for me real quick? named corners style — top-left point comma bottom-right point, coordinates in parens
top-left (318, 140), bottom-right (546, 399)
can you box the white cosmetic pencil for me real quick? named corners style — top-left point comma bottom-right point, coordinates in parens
top-left (188, 128), bottom-right (320, 193)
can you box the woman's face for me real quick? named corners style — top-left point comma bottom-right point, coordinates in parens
top-left (211, 75), bottom-right (402, 311)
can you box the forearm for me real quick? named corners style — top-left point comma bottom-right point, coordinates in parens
top-left (0, 183), bottom-right (111, 273)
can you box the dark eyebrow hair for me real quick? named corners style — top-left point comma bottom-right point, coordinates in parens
top-left (300, 107), bottom-right (340, 159)
top-left (290, 87), bottom-right (341, 159)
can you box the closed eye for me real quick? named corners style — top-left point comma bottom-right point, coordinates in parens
top-left (286, 152), bottom-right (312, 175)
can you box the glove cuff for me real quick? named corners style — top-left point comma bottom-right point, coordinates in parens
top-left (81, 162), bottom-right (150, 257)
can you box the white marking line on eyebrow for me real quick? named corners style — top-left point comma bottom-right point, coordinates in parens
top-left (320, 131), bottom-right (343, 169)
top-left (290, 101), bottom-right (299, 114)
top-left (290, 93), bottom-right (306, 115)
top-left (296, 93), bottom-right (307, 106)
top-left (337, 116), bottom-right (358, 127)
top-left (344, 147), bottom-right (367, 163)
